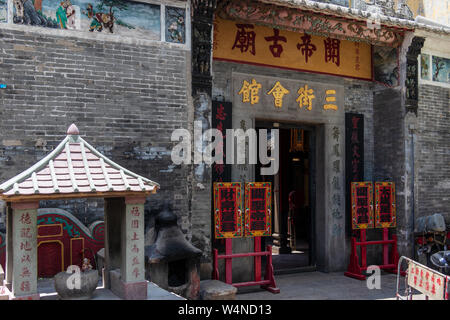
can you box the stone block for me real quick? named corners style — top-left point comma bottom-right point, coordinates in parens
top-left (199, 280), bottom-right (237, 300)
top-left (0, 285), bottom-right (9, 300)
top-left (110, 269), bottom-right (148, 300)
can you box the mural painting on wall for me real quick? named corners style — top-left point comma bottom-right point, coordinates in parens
top-left (13, 0), bottom-right (162, 40)
top-left (421, 54), bottom-right (450, 84)
top-left (373, 46), bottom-right (399, 86)
top-left (432, 56), bottom-right (450, 84)
top-left (165, 6), bottom-right (185, 44)
top-left (421, 53), bottom-right (431, 80)
top-left (0, 0), bottom-right (7, 23)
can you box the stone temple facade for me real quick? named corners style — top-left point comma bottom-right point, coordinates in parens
top-left (0, 0), bottom-right (448, 283)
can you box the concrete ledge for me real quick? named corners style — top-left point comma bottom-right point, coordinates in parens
top-left (199, 280), bottom-right (237, 300)
top-left (110, 269), bottom-right (148, 300)
top-left (9, 293), bottom-right (40, 300)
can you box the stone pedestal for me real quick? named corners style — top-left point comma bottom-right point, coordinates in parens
top-left (110, 269), bottom-right (148, 300)
top-left (199, 280), bottom-right (237, 300)
top-left (10, 201), bottom-right (39, 300)
top-left (122, 197), bottom-right (146, 283)
top-left (109, 196), bottom-right (148, 300)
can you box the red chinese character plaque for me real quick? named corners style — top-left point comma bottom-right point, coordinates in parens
top-left (213, 182), bottom-right (243, 239)
top-left (351, 182), bottom-right (374, 230)
top-left (375, 182), bottom-right (396, 228)
top-left (244, 182), bottom-right (272, 237)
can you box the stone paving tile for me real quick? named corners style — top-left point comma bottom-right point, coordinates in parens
top-left (37, 278), bottom-right (185, 300)
top-left (236, 271), bottom-right (425, 300)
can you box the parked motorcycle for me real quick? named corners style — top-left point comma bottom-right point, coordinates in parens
top-left (430, 251), bottom-right (450, 276)
top-left (414, 214), bottom-right (449, 268)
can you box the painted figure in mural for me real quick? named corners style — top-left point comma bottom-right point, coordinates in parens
top-left (56, 1), bottom-right (76, 29)
top-left (13, 0), bottom-right (25, 23)
top-left (83, 1), bottom-right (135, 33)
top-left (13, 0), bottom-right (58, 27)
top-left (168, 16), bottom-right (184, 43)
top-left (84, 4), bottom-right (114, 33)
top-left (66, 2), bottom-right (77, 29)
top-left (0, 0), bottom-right (7, 23)
top-left (433, 57), bottom-right (446, 81)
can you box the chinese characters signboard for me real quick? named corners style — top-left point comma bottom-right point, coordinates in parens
top-left (351, 182), bottom-right (374, 230)
top-left (345, 113), bottom-right (364, 183)
top-left (214, 182), bottom-right (243, 239)
top-left (244, 182), bottom-right (272, 237)
top-left (212, 101), bottom-right (232, 183)
top-left (124, 202), bottom-right (145, 282)
top-left (407, 260), bottom-right (448, 300)
top-left (13, 208), bottom-right (37, 296)
top-left (375, 182), bottom-right (396, 228)
top-left (213, 18), bottom-right (372, 81)
top-left (345, 113), bottom-right (364, 233)
top-left (233, 73), bottom-right (344, 117)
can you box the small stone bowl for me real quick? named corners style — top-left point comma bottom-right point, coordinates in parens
top-left (54, 269), bottom-right (99, 300)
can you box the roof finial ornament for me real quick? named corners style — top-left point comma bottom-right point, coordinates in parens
top-left (67, 123), bottom-right (79, 135)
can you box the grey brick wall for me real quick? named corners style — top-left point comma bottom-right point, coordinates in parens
top-left (373, 88), bottom-right (408, 258)
top-left (416, 84), bottom-right (450, 222)
top-left (0, 28), bottom-right (192, 245)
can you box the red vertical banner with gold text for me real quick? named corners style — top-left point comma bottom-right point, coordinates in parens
top-left (375, 182), bottom-right (396, 228)
top-left (244, 182), bottom-right (272, 237)
top-left (214, 182), bottom-right (243, 239)
top-left (351, 182), bottom-right (374, 230)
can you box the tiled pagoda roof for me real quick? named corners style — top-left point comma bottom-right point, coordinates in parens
top-left (0, 124), bottom-right (159, 201)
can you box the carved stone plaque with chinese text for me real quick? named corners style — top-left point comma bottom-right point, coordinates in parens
top-left (233, 73), bottom-right (344, 122)
top-left (123, 203), bottom-right (145, 282)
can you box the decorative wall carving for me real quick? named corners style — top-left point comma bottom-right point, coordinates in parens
top-left (191, 0), bottom-right (217, 96)
top-left (216, 0), bottom-right (406, 48)
top-left (405, 36), bottom-right (425, 115)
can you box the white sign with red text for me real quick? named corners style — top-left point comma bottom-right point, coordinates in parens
top-left (407, 260), bottom-right (447, 300)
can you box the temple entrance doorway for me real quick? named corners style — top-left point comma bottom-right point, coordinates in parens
top-left (256, 121), bottom-right (316, 274)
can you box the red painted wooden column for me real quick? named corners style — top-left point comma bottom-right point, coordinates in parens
top-left (382, 228), bottom-right (389, 265)
top-left (360, 229), bottom-right (367, 269)
top-left (225, 238), bottom-right (232, 284)
top-left (254, 237), bottom-right (261, 282)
